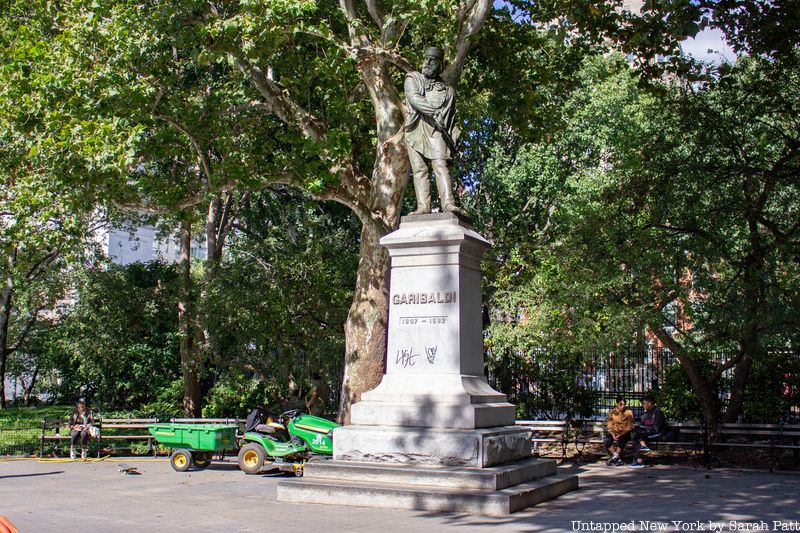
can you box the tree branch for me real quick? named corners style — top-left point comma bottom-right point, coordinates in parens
top-left (25, 250), bottom-right (58, 282)
top-left (153, 113), bottom-right (213, 186)
top-left (7, 306), bottom-right (44, 354)
top-left (757, 214), bottom-right (800, 246)
top-left (231, 56), bottom-right (328, 144)
top-left (338, 0), bottom-right (370, 47)
top-left (217, 191), bottom-right (249, 258)
top-left (442, 0), bottom-right (491, 86)
top-left (239, 250), bottom-right (274, 273)
top-left (709, 348), bottom-right (745, 383)
top-left (113, 178), bottom-right (241, 215)
top-left (268, 174), bottom-right (376, 229)
top-left (365, 0), bottom-right (385, 28)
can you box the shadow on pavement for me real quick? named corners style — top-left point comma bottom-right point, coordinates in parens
top-left (0, 470), bottom-right (65, 480)
top-left (410, 465), bottom-right (799, 532)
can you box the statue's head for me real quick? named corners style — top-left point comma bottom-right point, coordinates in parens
top-left (422, 46), bottom-right (444, 79)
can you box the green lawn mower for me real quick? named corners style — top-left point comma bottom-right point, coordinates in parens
top-left (237, 409), bottom-right (339, 476)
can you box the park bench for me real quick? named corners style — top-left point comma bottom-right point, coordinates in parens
top-left (516, 419), bottom-right (570, 457)
top-left (41, 417), bottom-right (157, 457)
top-left (571, 418), bottom-right (707, 461)
top-left (97, 418), bottom-right (158, 455)
top-left (41, 418), bottom-right (101, 457)
top-left (710, 422), bottom-right (800, 470)
top-left (572, 419), bottom-right (606, 455)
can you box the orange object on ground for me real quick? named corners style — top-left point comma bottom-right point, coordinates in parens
top-left (0, 516), bottom-right (19, 533)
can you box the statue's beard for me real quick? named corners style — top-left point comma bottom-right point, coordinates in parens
top-left (422, 66), bottom-right (440, 78)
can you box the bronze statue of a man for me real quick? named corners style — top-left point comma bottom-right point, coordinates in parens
top-left (404, 46), bottom-right (462, 215)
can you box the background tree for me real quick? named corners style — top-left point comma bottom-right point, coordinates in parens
top-left (202, 188), bottom-right (358, 417)
top-left (478, 53), bottom-right (800, 429)
top-left (3, 0), bottom-right (502, 420)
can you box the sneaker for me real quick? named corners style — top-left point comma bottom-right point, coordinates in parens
top-left (639, 446), bottom-right (651, 452)
top-left (70, 448), bottom-right (76, 460)
top-left (81, 449), bottom-right (87, 459)
top-left (628, 462), bottom-right (645, 468)
top-left (606, 457), bottom-right (616, 466)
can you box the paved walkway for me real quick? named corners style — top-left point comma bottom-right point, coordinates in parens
top-left (1, 458), bottom-right (797, 532)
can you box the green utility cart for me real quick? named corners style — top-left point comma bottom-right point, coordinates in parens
top-left (148, 423), bottom-right (237, 471)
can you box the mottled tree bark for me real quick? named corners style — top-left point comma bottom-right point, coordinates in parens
top-left (178, 220), bottom-right (201, 417)
top-left (0, 249), bottom-right (15, 409)
top-left (339, 220), bottom-right (391, 423)
top-left (0, 250), bottom-right (16, 409)
top-left (652, 327), bottom-right (721, 434)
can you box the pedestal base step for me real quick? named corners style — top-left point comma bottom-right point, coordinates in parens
top-left (303, 457), bottom-right (556, 490)
top-left (333, 424), bottom-right (532, 467)
top-left (277, 473), bottom-right (578, 516)
top-left (277, 458), bottom-right (578, 516)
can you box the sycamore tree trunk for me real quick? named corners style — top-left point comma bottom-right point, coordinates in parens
top-left (335, 139), bottom-right (409, 422)
top-left (197, 192), bottom-right (243, 400)
top-left (335, 52), bottom-right (409, 422)
top-left (722, 213), bottom-right (766, 423)
top-left (339, 220), bottom-right (392, 423)
top-left (22, 364), bottom-right (39, 406)
top-left (178, 220), bottom-right (201, 417)
top-left (0, 249), bottom-right (16, 409)
top-left (653, 327), bottom-right (721, 434)
top-left (652, 212), bottom-right (769, 433)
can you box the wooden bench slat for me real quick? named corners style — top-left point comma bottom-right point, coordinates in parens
top-left (99, 435), bottom-right (153, 440)
top-left (100, 419), bottom-right (157, 423)
top-left (100, 425), bottom-right (154, 429)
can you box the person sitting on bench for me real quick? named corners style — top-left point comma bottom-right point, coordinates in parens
top-left (69, 398), bottom-right (94, 460)
top-left (629, 394), bottom-right (667, 468)
top-left (604, 396), bottom-right (634, 466)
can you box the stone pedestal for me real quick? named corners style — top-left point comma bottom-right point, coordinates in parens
top-left (278, 213), bottom-right (577, 514)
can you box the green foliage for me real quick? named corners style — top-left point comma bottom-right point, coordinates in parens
top-left (742, 352), bottom-right (799, 423)
top-left (47, 261), bottom-right (182, 410)
top-left (0, 404), bottom-right (71, 429)
top-left (658, 356), bottom-right (719, 422)
top-left (201, 189), bottom-right (357, 415)
top-left (476, 51), bottom-right (800, 424)
top-left (488, 349), bottom-right (597, 419)
top-left (510, 0), bottom-right (800, 78)
top-left (202, 375), bottom-right (286, 419)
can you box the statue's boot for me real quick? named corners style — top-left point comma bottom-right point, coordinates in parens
top-left (433, 161), bottom-right (465, 216)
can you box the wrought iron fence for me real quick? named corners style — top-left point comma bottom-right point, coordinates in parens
top-left (486, 347), bottom-right (800, 421)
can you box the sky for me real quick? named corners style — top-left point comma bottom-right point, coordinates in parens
top-left (680, 27), bottom-right (738, 64)
top-left (494, 0), bottom-right (738, 65)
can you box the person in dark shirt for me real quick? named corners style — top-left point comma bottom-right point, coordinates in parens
top-left (69, 398), bottom-right (94, 460)
top-left (629, 394), bottom-right (667, 468)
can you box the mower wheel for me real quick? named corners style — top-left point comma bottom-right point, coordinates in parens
top-left (238, 443), bottom-right (266, 475)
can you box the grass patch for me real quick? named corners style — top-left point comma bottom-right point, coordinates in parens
top-left (0, 405), bottom-right (72, 429)
top-left (0, 405), bottom-right (72, 455)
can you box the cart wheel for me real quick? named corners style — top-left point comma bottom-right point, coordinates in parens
top-left (192, 451), bottom-right (212, 469)
top-left (293, 463), bottom-right (304, 477)
top-left (170, 449), bottom-right (192, 472)
top-left (237, 443), bottom-right (266, 475)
